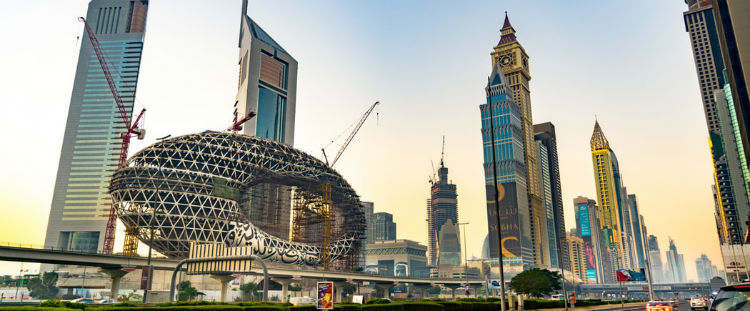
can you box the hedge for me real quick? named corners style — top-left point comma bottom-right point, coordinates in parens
top-left (0, 307), bottom-right (80, 311)
top-left (361, 304), bottom-right (403, 311)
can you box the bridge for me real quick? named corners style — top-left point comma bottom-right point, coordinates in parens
top-left (577, 282), bottom-right (716, 298)
top-left (0, 244), bottom-right (484, 301)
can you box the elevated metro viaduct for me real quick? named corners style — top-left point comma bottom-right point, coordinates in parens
top-left (576, 282), bottom-right (718, 299)
top-left (0, 245), bottom-right (484, 301)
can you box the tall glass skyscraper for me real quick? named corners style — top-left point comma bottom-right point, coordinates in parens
top-left (234, 0), bottom-right (298, 240)
top-left (534, 122), bottom-right (567, 269)
top-left (44, 0), bottom-right (149, 253)
top-left (683, 0), bottom-right (750, 246)
top-left (481, 63), bottom-right (533, 271)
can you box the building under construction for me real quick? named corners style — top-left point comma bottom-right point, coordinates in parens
top-left (110, 132), bottom-right (367, 269)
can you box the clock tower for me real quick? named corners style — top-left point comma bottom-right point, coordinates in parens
top-left (490, 13), bottom-right (548, 267)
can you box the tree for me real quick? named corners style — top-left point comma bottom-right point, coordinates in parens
top-left (508, 268), bottom-right (561, 298)
top-left (177, 281), bottom-right (198, 301)
top-left (118, 291), bottom-right (142, 303)
top-left (341, 283), bottom-right (356, 297)
top-left (240, 282), bottom-right (260, 301)
top-left (26, 272), bottom-right (59, 299)
top-left (427, 286), bottom-right (442, 295)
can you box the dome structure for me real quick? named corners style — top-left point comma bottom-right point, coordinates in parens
top-left (109, 132), bottom-right (365, 267)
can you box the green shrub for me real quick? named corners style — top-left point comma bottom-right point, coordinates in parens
top-left (365, 299), bottom-right (391, 305)
top-left (288, 306), bottom-right (317, 311)
top-left (434, 301), bottom-right (466, 311)
top-left (334, 304), bottom-right (362, 311)
top-left (362, 303), bottom-right (404, 311)
top-left (0, 307), bottom-right (78, 311)
top-left (399, 301), bottom-right (444, 311)
top-left (243, 306), bottom-right (288, 311)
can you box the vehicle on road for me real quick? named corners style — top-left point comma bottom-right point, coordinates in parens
top-left (648, 301), bottom-right (678, 311)
top-left (70, 298), bottom-right (94, 304)
top-left (691, 297), bottom-right (708, 310)
top-left (710, 284), bottom-right (750, 311)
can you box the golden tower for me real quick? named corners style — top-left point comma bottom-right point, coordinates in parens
top-left (590, 121), bottom-right (625, 269)
top-left (491, 13), bottom-right (547, 267)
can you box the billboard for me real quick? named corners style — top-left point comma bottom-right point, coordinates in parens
top-left (317, 282), bottom-right (334, 310)
top-left (577, 203), bottom-right (597, 283)
top-left (486, 182), bottom-right (521, 261)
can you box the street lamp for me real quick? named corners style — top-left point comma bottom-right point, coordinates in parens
top-left (458, 222), bottom-right (470, 296)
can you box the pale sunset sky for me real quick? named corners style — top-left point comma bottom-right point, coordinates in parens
top-left (0, 0), bottom-right (719, 281)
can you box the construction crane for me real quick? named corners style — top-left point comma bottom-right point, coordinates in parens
top-left (79, 17), bottom-right (146, 255)
top-left (314, 101), bottom-right (379, 270)
top-left (227, 112), bottom-right (257, 133)
top-left (321, 101), bottom-right (380, 167)
top-left (428, 136), bottom-right (445, 185)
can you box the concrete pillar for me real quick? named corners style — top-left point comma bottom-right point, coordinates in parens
top-left (100, 268), bottom-right (129, 301)
top-left (374, 283), bottom-right (393, 299)
top-left (211, 274), bottom-right (235, 302)
top-left (333, 281), bottom-right (348, 303)
top-left (414, 285), bottom-right (430, 299)
top-left (508, 293), bottom-right (515, 310)
top-left (517, 293), bottom-right (524, 311)
top-left (272, 278), bottom-right (293, 303)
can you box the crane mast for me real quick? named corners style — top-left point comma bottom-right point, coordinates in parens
top-left (79, 17), bottom-right (146, 255)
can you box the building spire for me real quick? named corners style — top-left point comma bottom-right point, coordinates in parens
top-left (590, 120), bottom-right (610, 150)
top-left (498, 11), bottom-right (517, 45)
top-left (503, 11), bottom-right (512, 29)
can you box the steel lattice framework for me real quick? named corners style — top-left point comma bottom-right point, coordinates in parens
top-left (110, 132), bottom-right (365, 268)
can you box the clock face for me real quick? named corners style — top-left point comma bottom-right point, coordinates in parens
top-left (500, 55), bottom-right (512, 66)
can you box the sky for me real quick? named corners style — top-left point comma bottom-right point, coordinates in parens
top-left (0, 0), bottom-right (719, 281)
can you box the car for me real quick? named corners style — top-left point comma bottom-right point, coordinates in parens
top-left (648, 301), bottom-right (678, 311)
top-left (709, 284), bottom-right (750, 311)
top-left (70, 298), bottom-right (95, 304)
top-left (691, 297), bottom-right (708, 310)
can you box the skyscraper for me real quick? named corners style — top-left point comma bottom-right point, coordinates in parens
top-left (481, 62), bottom-right (533, 270)
top-left (363, 201), bottom-right (375, 244)
top-left (438, 219), bottom-right (462, 267)
top-left (427, 158), bottom-right (458, 266)
top-left (710, 0), bottom-right (750, 169)
top-left (44, 0), bottom-right (149, 253)
top-left (666, 238), bottom-right (688, 283)
top-left (567, 231), bottom-right (587, 283)
top-left (491, 14), bottom-right (547, 267)
top-left (684, 0), bottom-right (750, 247)
top-left (647, 235), bottom-right (665, 284)
top-left (235, 0), bottom-right (298, 240)
top-left (534, 122), bottom-right (567, 269)
top-left (574, 196), bottom-right (611, 283)
top-left (627, 194), bottom-right (647, 269)
top-left (696, 254), bottom-right (720, 282)
top-left (372, 212), bottom-right (397, 242)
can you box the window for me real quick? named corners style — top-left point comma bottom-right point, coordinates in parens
top-left (256, 86), bottom-right (286, 141)
top-left (260, 52), bottom-right (288, 89)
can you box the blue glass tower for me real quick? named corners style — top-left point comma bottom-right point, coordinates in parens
top-left (481, 63), bottom-right (533, 271)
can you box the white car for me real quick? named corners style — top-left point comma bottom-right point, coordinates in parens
top-left (289, 296), bottom-right (315, 306)
top-left (690, 297), bottom-right (708, 310)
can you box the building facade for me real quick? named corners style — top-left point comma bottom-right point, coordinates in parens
top-left (684, 0), bottom-right (750, 248)
top-left (44, 0), bottom-right (149, 253)
top-left (696, 254), bottom-right (720, 282)
top-left (372, 212), bottom-right (397, 242)
top-left (427, 157), bottom-right (459, 266)
top-left (666, 238), bottom-right (687, 283)
top-left (234, 1), bottom-right (299, 240)
top-left (490, 14), bottom-right (548, 268)
top-left (365, 239), bottom-right (429, 278)
top-left (574, 196), bottom-right (612, 283)
top-left (481, 62), bottom-right (533, 271)
top-left (567, 232), bottom-right (587, 283)
top-left (627, 194), bottom-right (646, 270)
top-left (437, 219), bottom-right (461, 266)
top-left (590, 122), bottom-right (631, 273)
top-left (534, 122), bottom-right (568, 269)
top-left (710, 0), bottom-right (750, 172)
top-left (647, 235), bottom-right (665, 284)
